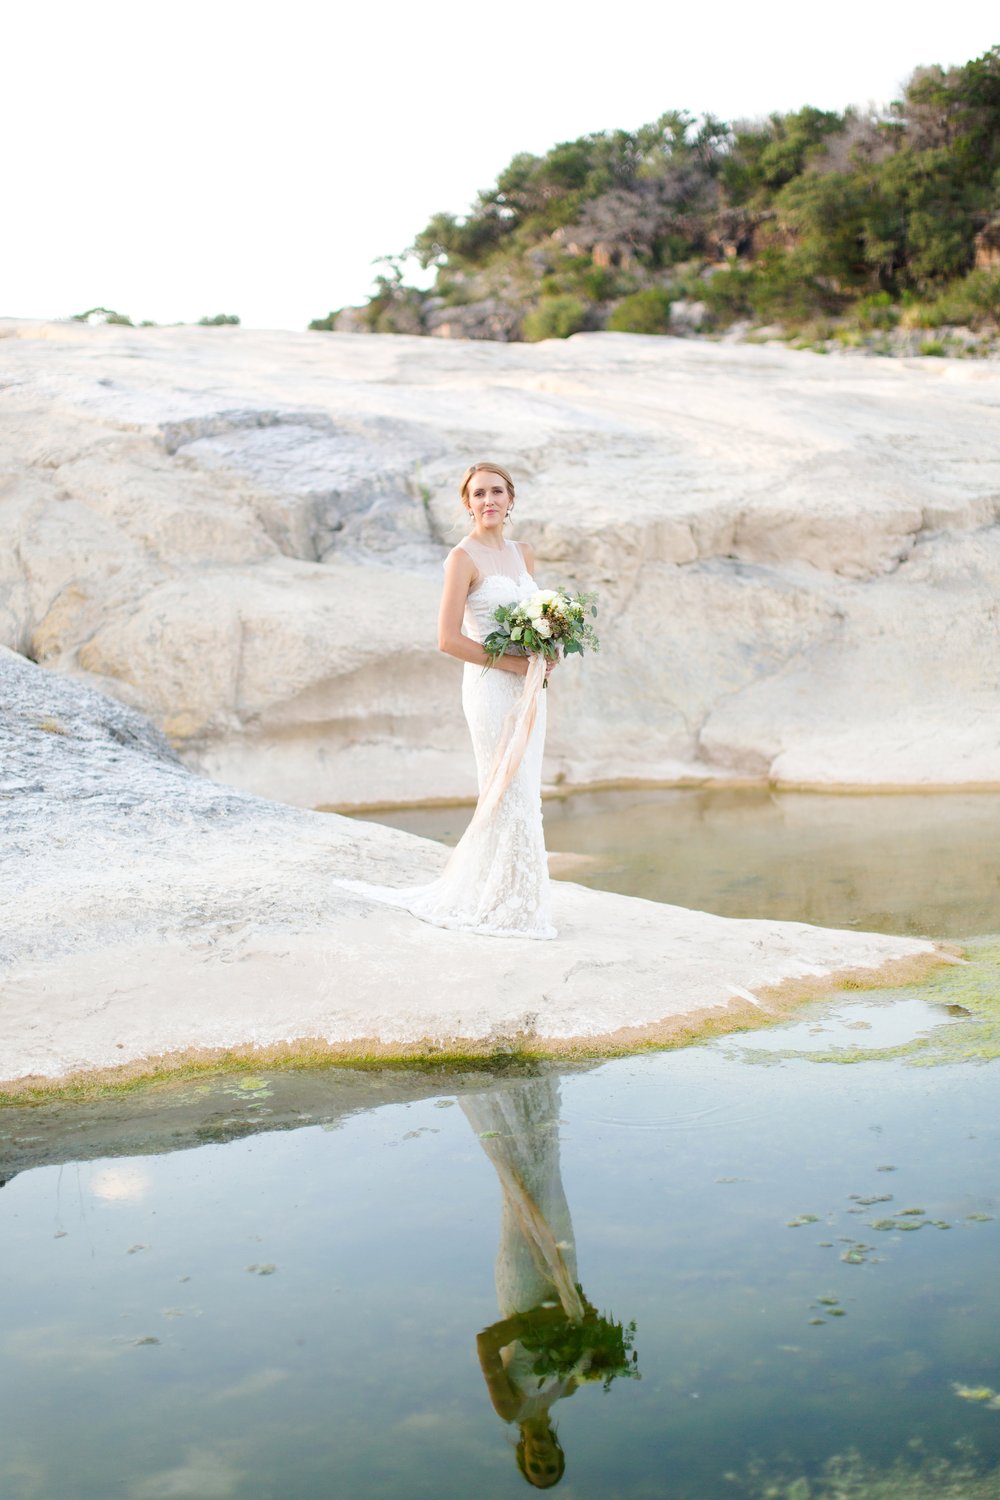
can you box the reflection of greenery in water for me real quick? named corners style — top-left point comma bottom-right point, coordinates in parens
top-left (354, 788), bottom-right (1000, 940)
top-left (519, 1298), bottom-right (640, 1392)
top-left (733, 937), bottom-right (1000, 1067)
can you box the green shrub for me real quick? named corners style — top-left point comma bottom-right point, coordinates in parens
top-left (70, 306), bottom-right (132, 325)
top-left (900, 271), bottom-right (1000, 331)
top-left (197, 313), bottom-right (240, 326)
top-left (919, 338), bottom-right (947, 355)
top-left (931, 270), bottom-right (1000, 327)
top-left (435, 279), bottom-right (475, 306)
top-left (700, 267), bottom-right (756, 323)
top-left (855, 291), bottom-right (899, 330)
top-left (581, 266), bottom-right (618, 301)
top-left (652, 232), bottom-right (693, 267)
top-left (701, 257), bottom-right (838, 327)
top-left (899, 300), bottom-right (945, 329)
top-left (522, 295), bottom-right (587, 341)
top-left (749, 254), bottom-right (841, 322)
top-left (606, 287), bottom-right (675, 333)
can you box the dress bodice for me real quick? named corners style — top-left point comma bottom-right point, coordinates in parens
top-left (454, 537), bottom-right (536, 642)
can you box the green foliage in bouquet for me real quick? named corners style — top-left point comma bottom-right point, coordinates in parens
top-left (482, 588), bottom-right (599, 674)
top-left (519, 1297), bottom-right (640, 1393)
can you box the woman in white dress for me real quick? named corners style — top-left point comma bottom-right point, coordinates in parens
top-left (341, 462), bottom-right (558, 939)
top-left (430, 461), bottom-right (557, 937)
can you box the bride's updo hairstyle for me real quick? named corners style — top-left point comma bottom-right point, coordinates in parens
top-left (460, 461), bottom-right (516, 514)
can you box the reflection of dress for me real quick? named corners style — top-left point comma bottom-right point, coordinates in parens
top-left (464, 1077), bottom-right (583, 1417)
top-left (339, 536), bottom-right (556, 940)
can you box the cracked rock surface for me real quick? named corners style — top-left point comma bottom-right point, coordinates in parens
top-left (1, 319), bottom-right (998, 805)
top-left (0, 649), bottom-right (941, 1085)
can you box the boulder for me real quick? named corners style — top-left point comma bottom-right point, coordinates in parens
top-left (668, 297), bottom-right (708, 332)
top-left (425, 299), bottom-right (523, 341)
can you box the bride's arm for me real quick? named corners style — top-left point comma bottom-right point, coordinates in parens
top-left (437, 549), bottom-right (530, 676)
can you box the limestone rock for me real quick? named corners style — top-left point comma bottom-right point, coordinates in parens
top-left (331, 308), bottom-right (371, 333)
top-left (1, 320), bottom-right (998, 806)
top-left (425, 299), bottom-right (523, 341)
top-left (668, 298), bottom-right (707, 332)
top-left (0, 649), bottom-right (941, 1088)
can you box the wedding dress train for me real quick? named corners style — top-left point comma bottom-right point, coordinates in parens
top-left (338, 536), bottom-right (557, 940)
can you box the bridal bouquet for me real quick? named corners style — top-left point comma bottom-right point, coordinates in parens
top-left (482, 588), bottom-right (599, 677)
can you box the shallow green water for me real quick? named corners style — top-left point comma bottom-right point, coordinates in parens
top-left (355, 787), bottom-right (1000, 939)
top-left (2, 1033), bottom-right (999, 1499)
top-left (2, 790), bottom-right (999, 1498)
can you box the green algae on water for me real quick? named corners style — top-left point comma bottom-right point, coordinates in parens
top-left (734, 937), bottom-right (1000, 1068)
top-left (729, 1441), bottom-right (1000, 1499)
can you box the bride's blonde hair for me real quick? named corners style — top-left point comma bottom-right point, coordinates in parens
top-left (459, 462), bottom-right (516, 505)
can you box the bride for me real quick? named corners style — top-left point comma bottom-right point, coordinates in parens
top-left (341, 461), bottom-right (559, 940)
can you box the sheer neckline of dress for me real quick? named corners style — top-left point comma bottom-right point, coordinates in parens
top-left (458, 536), bottom-right (529, 591)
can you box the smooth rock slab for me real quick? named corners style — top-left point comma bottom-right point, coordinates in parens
top-left (1, 321), bottom-right (998, 805)
top-left (0, 649), bottom-right (946, 1092)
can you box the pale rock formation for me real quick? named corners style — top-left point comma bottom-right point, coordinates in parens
top-left (425, 298), bottom-right (523, 341)
top-left (0, 319), bottom-right (998, 807)
top-left (668, 298), bottom-right (707, 332)
top-left (0, 649), bottom-right (941, 1088)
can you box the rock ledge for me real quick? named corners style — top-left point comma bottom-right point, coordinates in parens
top-left (0, 649), bottom-right (949, 1096)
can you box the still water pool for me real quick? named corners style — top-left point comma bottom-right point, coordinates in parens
top-left (356, 787), bottom-right (1000, 939)
top-left (2, 790), bottom-right (999, 1499)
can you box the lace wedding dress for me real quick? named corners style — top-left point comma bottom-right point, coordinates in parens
top-left (340, 536), bottom-right (557, 940)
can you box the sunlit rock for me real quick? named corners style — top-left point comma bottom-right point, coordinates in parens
top-left (1, 319), bottom-right (998, 805)
top-left (0, 649), bottom-right (942, 1087)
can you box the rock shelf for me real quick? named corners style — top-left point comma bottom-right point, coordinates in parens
top-left (1, 320), bottom-right (998, 807)
top-left (0, 650), bottom-right (948, 1095)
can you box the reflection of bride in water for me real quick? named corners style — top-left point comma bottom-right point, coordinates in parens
top-left (462, 1075), bottom-right (637, 1489)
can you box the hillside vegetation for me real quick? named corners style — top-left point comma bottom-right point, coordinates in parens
top-left (316, 47), bottom-right (1000, 353)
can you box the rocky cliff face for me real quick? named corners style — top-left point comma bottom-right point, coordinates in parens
top-left (2, 319), bottom-right (998, 806)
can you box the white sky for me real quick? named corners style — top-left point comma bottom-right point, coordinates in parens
top-left (3, 3), bottom-right (997, 330)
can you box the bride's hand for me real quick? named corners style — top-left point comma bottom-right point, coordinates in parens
top-left (544, 654), bottom-right (559, 679)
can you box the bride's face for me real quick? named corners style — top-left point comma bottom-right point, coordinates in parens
top-left (466, 471), bottom-right (511, 532)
